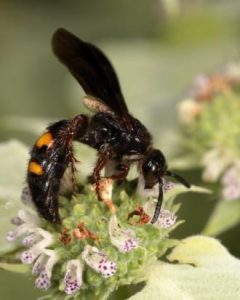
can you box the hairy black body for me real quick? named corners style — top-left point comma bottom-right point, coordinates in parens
top-left (27, 28), bottom-right (190, 224)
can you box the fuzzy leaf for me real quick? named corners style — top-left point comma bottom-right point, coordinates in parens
top-left (0, 262), bottom-right (29, 273)
top-left (163, 184), bottom-right (211, 209)
top-left (202, 199), bottom-right (240, 236)
top-left (0, 140), bottom-right (29, 254)
top-left (128, 236), bottom-right (240, 300)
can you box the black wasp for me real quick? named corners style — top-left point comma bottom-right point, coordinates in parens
top-left (27, 28), bottom-right (190, 224)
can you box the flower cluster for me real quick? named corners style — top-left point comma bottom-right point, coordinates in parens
top-left (179, 63), bottom-right (240, 124)
top-left (178, 63), bottom-right (240, 202)
top-left (6, 177), bottom-right (181, 299)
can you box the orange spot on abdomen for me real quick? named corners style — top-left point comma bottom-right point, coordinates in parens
top-left (28, 161), bottom-right (44, 175)
top-left (36, 132), bottom-right (53, 149)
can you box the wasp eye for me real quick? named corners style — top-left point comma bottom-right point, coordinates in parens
top-left (142, 159), bottom-right (160, 189)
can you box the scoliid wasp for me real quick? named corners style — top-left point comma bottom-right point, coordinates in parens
top-left (27, 28), bottom-right (190, 224)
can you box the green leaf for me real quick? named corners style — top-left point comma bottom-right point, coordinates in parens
top-left (0, 140), bottom-right (29, 254)
top-left (164, 184), bottom-right (211, 209)
top-left (202, 199), bottom-right (240, 236)
top-left (128, 236), bottom-right (240, 300)
top-left (0, 262), bottom-right (29, 274)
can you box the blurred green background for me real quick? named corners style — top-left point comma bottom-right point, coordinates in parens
top-left (1, 0), bottom-right (240, 299)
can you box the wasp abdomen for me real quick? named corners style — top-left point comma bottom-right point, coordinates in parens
top-left (27, 121), bottom-right (70, 223)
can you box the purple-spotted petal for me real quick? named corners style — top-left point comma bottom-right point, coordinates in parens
top-left (64, 259), bottom-right (83, 295)
top-left (109, 215), bottom-right (138, 253)
top-left (21, 249), bottom-right (38, 264)
top-left (22, 232), bottom-right (41, 247)
top-left (162, 179), bottom-right (175, 193)
top-left (6, 209), bottom-right (39, 242)
top-left (6, 224), bottom-right (33, 242)
top-left (156, 209), bottom-right (177, 228)
top-left (143, 201), bottom-right (176, 228)
top-left (20, 230), bottom-right (54, 264)
top-left (35, 270), bottom-right (51, 290)
top-left (34, 250), bottom-right (59, 290)
top-left (32, 253), bottom-right (48, 275)
top-left (82, 245), bottom-right (117, 278)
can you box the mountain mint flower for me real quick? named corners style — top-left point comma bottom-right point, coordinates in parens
top-left (179, 64), bottom-right (240, 192)
top-left (143, 200), bottom-right (176, 228)
top-left (64, 259), bottom-right (83, 295)
top-left (4, 174), bottom-right (199, 299)
top-left (109, 215), bottom-right (138, 253)
top-left (34, 249), bottom-right (59, 290)
top-left (22, 231), bottom-right (42, 247)
top-left (6, 209), bottom-right (39, 242)
top-left (221, 162), bottom-right (240, 201)
top-left (202, 148), bottom-right (232, 182)
top-left (21, 185), bottom-right (33, 206)
top-left (82, 245), bottom-right (117, 278)
top-left (178, 98), bottom-right (202, 124)
top-left (20, 229), bottom-right (54, 264)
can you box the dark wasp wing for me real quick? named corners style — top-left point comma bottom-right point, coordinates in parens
top-left (52, 28), bottom-right (129, 119)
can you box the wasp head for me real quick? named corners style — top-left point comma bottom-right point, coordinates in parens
top-left (142, 149), bottom-right (167, 189)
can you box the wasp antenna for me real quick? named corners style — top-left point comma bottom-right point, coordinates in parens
top-left (166, 171), bottom-right (191, 188)
top-left (150, 181), bottom-right (163, 224)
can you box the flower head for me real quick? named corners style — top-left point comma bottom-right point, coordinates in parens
top-left (5, 171), bottom-right (190, 299)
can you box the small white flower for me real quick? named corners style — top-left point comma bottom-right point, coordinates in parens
top-left (156, 209), bottom-right (177, 228)
top-left (10, 216), bottom-right (24, 226)
top-left (21, 229), bottom-right (54, 264)
top-left (32, 252), bottom-right (49, 275)
top-left (34, 249), bottom-right (59, 290)
top-left (223, 185), bottom-right (240, 201)
top-left (162, 178), bottom-right (175, 193)
top-left (6, 209), bottom-right (39, 242)
top-left (143, 201), bottom-right (176, 228)
top-left (64, 259), bottom-right (83, 295)
top-left (109, 215), bottom-right (138, 253)
top-left (224, 63), bottom-right (240, 83)
top-left (222, 162), bottom-right (240, 201)
top-left (21, 186), bottom-right (33, 206)
top-left (178, 98), bottom-right (202, 124)
top-left (22, 231), bottom-right (42, 247)
top-left (82, 245), bottom-right (117, 278)
top-left (202, 148), bottom-right (231, 182)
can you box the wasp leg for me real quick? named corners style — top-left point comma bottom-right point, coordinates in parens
top-left (66, 114), bottom-right (89, 195)
top-left (108, 162), bottom-right (130, 180)
top-left (90, 146), bottom-right (113, 184)
top-left (128, 206), bottom-right (150, 225)
top-left (89, 147), bottom-right (117, 213)
top-left (66, 146), bottom-right (79, 195)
